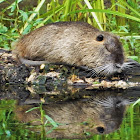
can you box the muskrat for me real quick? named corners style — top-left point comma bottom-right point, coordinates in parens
top-left (13, 21), bottom-right (125, 76)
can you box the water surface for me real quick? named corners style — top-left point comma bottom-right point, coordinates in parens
top-left (0, 84), bottom-right (140, 140)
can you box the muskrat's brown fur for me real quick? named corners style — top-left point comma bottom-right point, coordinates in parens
top-left (13, 22), bottom-right (124, 76)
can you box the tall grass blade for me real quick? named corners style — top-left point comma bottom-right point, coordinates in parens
top-left (117, 0), bottom-right (126, 26)
top-left (101, 0), bottom-right (106, 30)
top-left (84, 0), bottom-right (103, 31)
top-left (132, 98), bottom-right (140, 107)
top-left (69, 9), bottom-right (140, 22)
top-left (120, 36), bottom-right (140, 40)
top-left (64, 0), bottom-right (71, 21)
top-left (130, 105), bottom-right (134, 140)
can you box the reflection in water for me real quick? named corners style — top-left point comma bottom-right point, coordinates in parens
top-left (14, 92), bottom-right (133, 139)
top-left (0, 84), bottom-right (139, 139)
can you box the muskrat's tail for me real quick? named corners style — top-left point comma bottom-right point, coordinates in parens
top-left (19, 57), bottom-right (48, 66)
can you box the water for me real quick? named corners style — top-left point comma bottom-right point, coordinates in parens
top-left (0, 83), bottom-right (140, 140)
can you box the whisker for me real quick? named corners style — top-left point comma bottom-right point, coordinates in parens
top-left (89, 69), bottom-right (98, 77)
top-left (96, 64), bottom-right (113, 76)
top-left (84, 62), bottom-right (120, 77)
top-left (122, 59), bottom-right (140, 70)
top-left (93, 97), bottom-right (115, 108)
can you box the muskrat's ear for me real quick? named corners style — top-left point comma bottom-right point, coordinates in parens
top-left (96, 35), bottom-right (104, 41)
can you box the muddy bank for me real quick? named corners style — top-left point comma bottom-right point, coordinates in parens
top-left (0, 49), bottom-right (140, 89)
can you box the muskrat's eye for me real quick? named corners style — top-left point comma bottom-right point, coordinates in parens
top-left (96, 35), bottom-right (104, 41)
top-left (96, 126), bottom-right (105, 133)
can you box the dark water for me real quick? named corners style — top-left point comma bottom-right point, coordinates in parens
top-left (0, 82), bottom-right (140, 140)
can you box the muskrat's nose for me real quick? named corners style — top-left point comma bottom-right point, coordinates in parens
top-left (116, 63), bottom-right (122, 73)
top-left (96, 126), bottom-right (105, 134)
top-left (116, 63), bottom-right (122, 68)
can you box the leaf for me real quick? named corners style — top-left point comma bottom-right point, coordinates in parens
top-left (119, 26), bottom-right (129, 33)
top-left (11, 3), bottom-right (16, 12)
top-left (22, 24), bottom-right (32, 35)
top-left (128, 56), bottom-right (138, 61)
top-left (46, 127), bottom-right (56, 135)
top-left (0, 0), bottom-right (5, 4)
top-left (19, 10), bottom-right (28, 22)
top-left (33, 18), bottom-right (44, 26)
top-left (0, 24), bottom-right (8, 33)
top-left (44, 115), bottom-right (58, 127)
top-left (7, 0), bottom-right (23, 11)
top-left (25, 107), bottom-right (40, 113)
top-left (5, 130), bottom-right (11, 137)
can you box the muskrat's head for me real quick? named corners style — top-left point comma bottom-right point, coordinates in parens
top-left (86, 31), bottom-right (125, 76)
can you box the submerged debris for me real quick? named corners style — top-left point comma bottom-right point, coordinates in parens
top-left (86, 80), bottom-right (139, 89)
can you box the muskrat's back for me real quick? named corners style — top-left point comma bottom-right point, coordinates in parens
top-left (14, 22), bottom-right (98, 64)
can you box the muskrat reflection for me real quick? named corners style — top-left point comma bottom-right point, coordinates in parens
top-left (15, 94), bottom-right (131, 139)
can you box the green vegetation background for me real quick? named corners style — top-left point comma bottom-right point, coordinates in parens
top-left (0, 0), bottom-right (140, 62)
